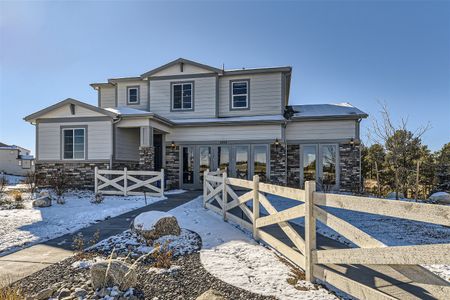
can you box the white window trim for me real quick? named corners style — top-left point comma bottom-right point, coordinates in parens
top-left (127, 86), bottom-right (140, 104)
top-left (171, 82), bottom-right (194, 111)
top-left (231, 80), bottom-right (249, 109)
top-left (62, 128), bottom-right (86, 160)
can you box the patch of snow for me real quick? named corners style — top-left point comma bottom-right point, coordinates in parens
top-left (71, 257), bottom-right (106, 269)
top-left (148, 265), bottom-right (181, 275)
top-left (164, 189), bottom-right (186, 195)
top-left (169, 197), bottom-right (337, 300)
top-left (133, 211), bottom-right (174, 231)
top-left (104, 106), bottom-right (151, 116)
top-left (0, 190), bottom-right (165, 256)
top-left (0, 174), bottom-right (25, 185)
top-left (431, 192), bottom-right (449, 197)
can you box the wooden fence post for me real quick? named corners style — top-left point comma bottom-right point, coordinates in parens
top-left (222, 172), bottom-right (228, 220)
top-left (160, 168), bottom-right (165, 197)
top-left (305, 180), bottom-right (317, 282)
top-left (94, 166), bottom-right (98, 194)
top-left (124, 167), bottom-right (128, 196)
top-left (252, 175), bottom-right (260, 240)
top-left (203, 169), bottom-right (209, 208)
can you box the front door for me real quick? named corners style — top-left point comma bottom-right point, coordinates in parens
top-left (180, 145), bottom-right (211, 189)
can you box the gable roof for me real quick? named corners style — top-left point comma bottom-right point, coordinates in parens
top-left (24, 98), bottom-right (117, 122)
top-left (140, 58), bottom-right (223, 78)
top-left (291, 103), bottom-right (368, 120)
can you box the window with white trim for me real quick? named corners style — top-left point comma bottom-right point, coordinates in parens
top-left (231, 80), bottom-right (249, 109)
top-left (172, 82), bottom-right (193, 110)
top-left (63, 128), bottom-right (85, 160)
top-left (127, 87), bottom-right (139, 104)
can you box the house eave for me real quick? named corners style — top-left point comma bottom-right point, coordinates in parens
top-left (290, 114), bottom-right (368, 122)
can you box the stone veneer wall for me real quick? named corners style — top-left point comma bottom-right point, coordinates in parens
top-left (286, 144), bottom-right (300, 188)
top-left (36, 162), bottom-right (110, 190)
top-left (339, 142), bottom-right (361, 193)
top-left (165, 145), bottom-right (180, 190)
top-left (139, 146), bottom-right (154, 171)
top-left (269, 143), bottom-right (287, 185)
top-left (112, 160), bottom-right (140, 170)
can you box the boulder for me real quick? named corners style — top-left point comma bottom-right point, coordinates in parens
top-left (196, 289), bottom-right (226, 300)
top-left (33, 287), bottom-right (53, 300)
top-left (386, 192), bottom-right (405, 200)
top-left (132, 211), bottom-right (180, 241)
top-left (39, 190), bottom-right (50, 198)
top-left (32, 196), bottom-right (52, 207)
top-left (429, 192), bottom-right (450, 204)
top-left (90, 260), bottom-right (137, 290)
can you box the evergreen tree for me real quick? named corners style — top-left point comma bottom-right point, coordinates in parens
top-left (435, 143), bottom-right (450, 192)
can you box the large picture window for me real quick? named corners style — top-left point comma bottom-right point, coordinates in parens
top-left (231, 80), bottom-right (249, 109)
top-left (63, 128), bottom-right (85, 160)
top-left (253, 145), bottom-right (268, 182)
top-left (172, 82), bottom-right (193, 110)
top-left (321, 145), bottom-right (337, 187)
top-left (302, 145), bottom-right (317, 186)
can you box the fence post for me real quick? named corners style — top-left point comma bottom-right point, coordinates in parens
top-left (203, 169), bottom-right (209, 208)
top-left (160, 169), bottom-right (165, 197)
top-left (94, 166), bottom-right (98, 194)
top-left (222, 172), bottom-right (228, 221)
top-left (252, 175), bottom-right (260, 240)
top-left (124, 167), bottom-right (128, 196)
top-left (305, 180), bottom-right (316, 282)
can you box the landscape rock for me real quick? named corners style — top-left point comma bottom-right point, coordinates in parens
top-left (90, 260), bottom-right (137, 290)
top-left (74, 287), bottom-right (87, 298)
top-left (57, 287), bottom-right (71, 299)
top-left (196, 289), bottom-right (226, 300)
top-left (132, 211), bottom-right (180, 241)
top-left (429, 192), bottom-right (450, 204)
top-left (32, 196), bottom-right (52, 207)
top-left (33, 287), bottom-right (54, 300)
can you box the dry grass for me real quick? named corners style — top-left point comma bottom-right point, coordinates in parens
top-left (0, 277), bottom-right (24, 300)
top-left (9, 191), bottom-right (22, 202)
top-left (151, 242), bottom-right (173, 269)
top-left (72, 230), bottom-right (101, 259)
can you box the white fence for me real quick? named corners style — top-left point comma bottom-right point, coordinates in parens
top-left (203, 170), bottom-right (450, 300)
top-left (94, 167), bottom-right (164, 197)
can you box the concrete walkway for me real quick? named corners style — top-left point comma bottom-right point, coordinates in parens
top-left (0, 191), bottom-right (201, 286)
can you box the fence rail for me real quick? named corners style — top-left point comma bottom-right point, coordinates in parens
top-left (95, 167), bottom-right (164, 197)
top-left (203, 170), bottom-right (450, 300)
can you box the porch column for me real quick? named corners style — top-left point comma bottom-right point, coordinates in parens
top-left (139, 125), bottom-right (154, 170)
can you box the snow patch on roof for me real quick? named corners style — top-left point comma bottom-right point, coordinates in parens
top-left (292, 103), bottom-right (368, 118)
top-left (105, 107), bottom-right (151, 115)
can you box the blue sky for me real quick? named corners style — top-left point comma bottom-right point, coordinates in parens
top-left (1, 0), bottom-right (449, 154)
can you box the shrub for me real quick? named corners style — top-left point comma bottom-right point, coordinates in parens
top-left (91, 192), bottom-right (104, 204)
top-left (24, 171), bottom-right (40, 196)
top-left (0, 175), bottom-right (8, 196)
top-left (151, 242), bottom-right (172, 269)
top-left (48, 169), bottom-right (72, 204)
top-left (10, 191), bottom-right (22, 202)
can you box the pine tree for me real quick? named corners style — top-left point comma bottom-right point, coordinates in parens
top-left (435, 143), bottom-right (450, 192)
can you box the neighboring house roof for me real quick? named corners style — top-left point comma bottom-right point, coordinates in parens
top-left (291, 103), bottom-right (368, 120)
top-left (141, 58), bottom-right (223, 78)
top-left (24, 98), bottom-right (118, 122)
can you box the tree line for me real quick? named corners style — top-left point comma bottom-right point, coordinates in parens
top-left (361, 105), bottom-right (449, 199)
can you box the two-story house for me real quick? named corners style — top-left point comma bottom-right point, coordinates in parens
top-left (0, 142), bottom-right (35, 176)
top-left (24, 58), bottom-right (367, 191)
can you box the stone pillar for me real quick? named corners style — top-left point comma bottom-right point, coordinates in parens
top-left (339, 142), bottom-right (361, 193)
top-left (287, 144), bottom-right (300, 188)
top-left (269, 143), bottom-right (287, 186)
top-left (165, 145), bottom-right (180, 190)
top-left (139, 146), bottom-right (155, 171)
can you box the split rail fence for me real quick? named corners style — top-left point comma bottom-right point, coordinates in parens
top-left (94, 167), bottom-right (164, 197)
top-left (203, 169), bottom-right (450, 299)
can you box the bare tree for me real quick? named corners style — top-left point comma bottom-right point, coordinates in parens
top-left (371, 103), bottom-right (430, 199)
top-left (0, 174), bottom-right (8, 196)
top-left (25, 171), bottom-right (40, 196)
top-left (48, 169), bottom-right (73, 204)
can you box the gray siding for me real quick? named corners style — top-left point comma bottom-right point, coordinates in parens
top-left (37, 121), bottom-right (112, 161)
top-left (0, 150), bottom-right (33, 176)
top-left (116, 80), bottom-right (149, 110)
top-left (286, 120), bottom-right (357, 141)
top-left (219, 72), bottom-right (282, 117)
top-left (115, 127), bottom-right (140, 161)
top-left (149, 76), bottom-right (216, 119)
top-left (99, 86), bottom-right (116, 108)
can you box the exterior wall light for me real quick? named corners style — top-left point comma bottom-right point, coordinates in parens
top-left (171, 141), bottom-right (176, 149)
top-left (274, 138), bottom-right (280, 147)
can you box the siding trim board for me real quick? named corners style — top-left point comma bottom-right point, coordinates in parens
top-left (149, 73), bottom-right (217, 81)
top-left (37, 116), bottom-right (112, 123)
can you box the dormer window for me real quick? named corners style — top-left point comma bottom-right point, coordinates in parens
top-left (231, 80), bottom-right (249, 110)
top-left (172, 82), bottom-right (193, 111)
top-left (127, 86), bottom-right (140, 104)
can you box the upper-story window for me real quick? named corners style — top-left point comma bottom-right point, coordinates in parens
top-left (63, 128), bottom-right (85, 160)
top-left (172, 82), bottom-right (193, 110)
top-left (127, 86), bottom-right (140, 104)
top-left (231, 80), bottom-right (250, 110)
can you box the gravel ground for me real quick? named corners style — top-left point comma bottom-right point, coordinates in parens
top-left (13, 253), bottom-right (275, 300)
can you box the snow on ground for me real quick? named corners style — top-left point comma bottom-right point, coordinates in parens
top-left (169, 197), bottom-right (337, 300)
top-left (0, 190), bottom-right (165, 256)
top-left (0, 174), bottom-right (25, 185)
top-left (164, 189), bottom-right (186, 195)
